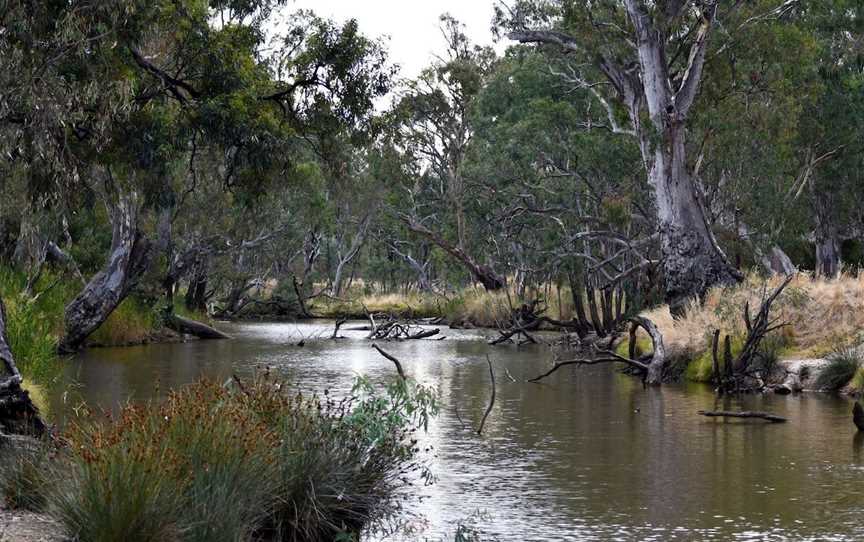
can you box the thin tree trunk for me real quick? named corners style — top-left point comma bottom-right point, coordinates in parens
top-left (813, 189), bottom-right (840, 278)
top-left (59, 192), bottom-right (154, 354)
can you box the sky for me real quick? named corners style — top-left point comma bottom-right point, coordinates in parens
top-left (287, 0), bottom-right (502, 79)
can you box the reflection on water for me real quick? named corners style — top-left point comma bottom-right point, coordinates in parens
top-left (51, 321), bottom-right (864, 541)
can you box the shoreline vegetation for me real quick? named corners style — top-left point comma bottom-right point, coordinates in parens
top-left (7, 265), bottom-right (864, 395)
top-left (0, 375), bottom-right (438, 542)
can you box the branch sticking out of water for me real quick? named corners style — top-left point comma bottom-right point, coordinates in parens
top-left (372, 344), bottom-right (406, 380)
top-left (477, 355), bottom-right (496, 436)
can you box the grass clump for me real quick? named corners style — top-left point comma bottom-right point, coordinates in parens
top-left (87, 296), bottom-right (159, 346)
top-left (2, 375), bottom-right (437, 542)
top-left (0, 440), bottom-right (59, 512)
top-left (814, 347), bottom-right (862, 391)
top-left (0, 268), bottom-right (69, 386)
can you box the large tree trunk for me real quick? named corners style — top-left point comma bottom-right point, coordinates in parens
top-left (510, 1), bottom-right (741, 312)
top-left (651, 129), bottom-right (740, 313)
top-left (0, 298), bottom-right (45, 436)
top-left (185, 268), bottom-right (209, 312)
top-left (58, 193), bottom-right (154, 354)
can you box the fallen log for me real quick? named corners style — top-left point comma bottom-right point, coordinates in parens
top-left (165, 314), bottom-right (231, 340)
top-left (407, 328), bottom-right (440, 340)
top-left (697, 410), bottom-right (787, 423)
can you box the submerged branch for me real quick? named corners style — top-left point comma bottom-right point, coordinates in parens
top-left (697, 410), bottom-right (787, 423)
top-left (372, 343), bottom-right (406, 380)
top-left (477, 355), bottom-right (496, 435)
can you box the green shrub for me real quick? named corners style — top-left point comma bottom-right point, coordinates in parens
top-left (815, 348), bottom-right (862, 391)
top-left (44, 375), bottom-right (436, 542)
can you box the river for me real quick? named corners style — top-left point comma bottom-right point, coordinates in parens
top-left (49, 321), bottom-right (864, 541)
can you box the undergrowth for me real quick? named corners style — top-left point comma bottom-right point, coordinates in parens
top-left (0, 375), bottom-right (438, 542)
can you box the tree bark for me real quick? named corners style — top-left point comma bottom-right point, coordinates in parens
top-left (185, 267), bottom-right (209, 312)
top-left (0, 298), bottom-right (45, 436)
top-left (332, 214), bottom-right (372, 297)
top-left (59, 192), bottom-right (154, 354)
top-left (510, 1), bottom-right (741, 312)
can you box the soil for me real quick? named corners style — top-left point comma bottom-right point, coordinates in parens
top-left (0, 508), bottom-right (61, 542)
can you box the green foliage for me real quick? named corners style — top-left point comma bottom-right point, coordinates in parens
top-left (0, 269), bottom-right (67, 386)
top-left (815, 348), bottom-right (862, 391)
top-left (614, 337), bottom-right (653, 359)
top-left (27, 375), bottom-right (436, 542)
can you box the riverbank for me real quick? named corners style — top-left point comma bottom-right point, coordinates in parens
top-left (0, 376), bottom-right (435, 542)
top-left (636, 273), bottom-right (864, 390)
top-left (310, 274), bottom-right (864, 391)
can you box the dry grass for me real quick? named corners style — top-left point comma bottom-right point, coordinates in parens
top-left (640, 272), bottom-right (864, 362)
top-left (312, 282), bottom-right (581, 328)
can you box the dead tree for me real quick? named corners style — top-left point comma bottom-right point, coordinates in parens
top-left (400, 216), bottom-right (505, 291)
top-left (711, 276), bottom-right (793, 394)
top-left (0, 298), bottom-right (45, 437)
top-left (491, 281), bottom-right (628, 347)
top-left (698, 410), bottom-right (786, 423)
top-left (529, 315), bottom-right (667, 384)
top-left (365, 309), bottom-right (441, 341)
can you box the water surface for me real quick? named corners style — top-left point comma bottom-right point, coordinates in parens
top-left (51, 321), bottom-right (864, 541)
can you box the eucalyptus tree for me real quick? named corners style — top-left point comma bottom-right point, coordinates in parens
top-left (392, 15), bottom-right (506, 291)
top-left (2, 1), bottom-right (393, 350)
top-left (498, 0), bottom-right (774, 311)
top-left (792, 1), bottom-right (864, 276)
top-left (467, 46), bottom-right (654, 301)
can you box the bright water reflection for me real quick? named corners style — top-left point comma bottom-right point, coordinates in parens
top-left (51, 321), bottom-right (864, 541)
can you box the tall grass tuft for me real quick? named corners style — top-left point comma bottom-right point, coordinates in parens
top-left (814, 347), bottom-right (862, 391)
top-left (0, 439), bottom-right (59, 512)
top-left (87, 296), bottom-right (159, 346)
top-left (33, 375), bottom-right (436, 542)
top-left (0, 268), bottom-right (67, 386)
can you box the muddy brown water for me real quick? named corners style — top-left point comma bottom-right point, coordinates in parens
top-left (48, 321), bottom-right (864, 541)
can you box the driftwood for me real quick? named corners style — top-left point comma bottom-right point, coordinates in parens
top-left (164, 314), bottom-right (231, 340)
top-left (528, 349), bottom-right (650, 383)
top-left (490, 280), bottom-right (628, 347)
top-left (529, 316), bottom-right (665, 384)
top-left (476, 356), bottom-right (496, 435)
top-left (364, 308), bottom-right (441, 341)
top-left (372, 344), bottom-right (406, 380)
top-left (331, 318), bottom-right (348, 340)
top-left (711, 276), bottom-right (793, 394)
top-left (698, 410), bottom-right (787, 423)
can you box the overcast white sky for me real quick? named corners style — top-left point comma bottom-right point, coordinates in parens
top-left (287, 0), bottom-right (502, 79)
